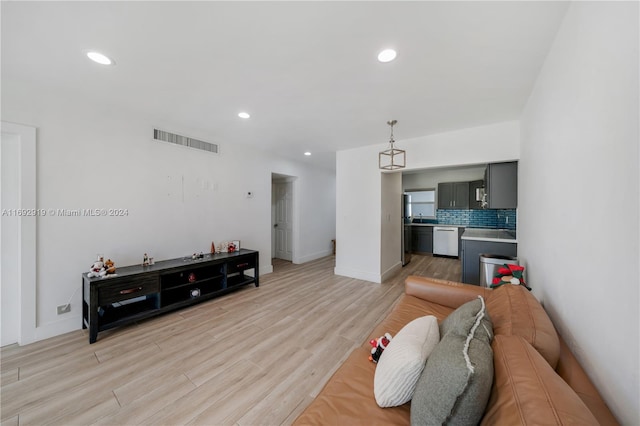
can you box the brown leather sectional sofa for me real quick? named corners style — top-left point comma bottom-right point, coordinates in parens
top-left (294, 275), bottom-right (618, 425)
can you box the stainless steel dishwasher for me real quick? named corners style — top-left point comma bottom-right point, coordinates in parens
top-left (433, 226), bottom-right (459, 257)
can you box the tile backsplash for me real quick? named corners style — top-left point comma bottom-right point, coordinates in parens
top-left (432, 209), bottom-right (517, 229)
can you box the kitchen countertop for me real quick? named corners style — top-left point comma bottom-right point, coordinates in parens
top-left (461, 228), bottom-right (517, 243)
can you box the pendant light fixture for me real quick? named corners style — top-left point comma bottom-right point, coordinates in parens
top-left (379, 119), bottom-right (406, 170)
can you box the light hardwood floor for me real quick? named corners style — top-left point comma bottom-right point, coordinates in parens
top-left (1, 254), bottom-right (461, 426)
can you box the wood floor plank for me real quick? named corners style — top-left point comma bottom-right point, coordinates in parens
top-left (236, 335), bottom-right (357, 426)
top-left (50, 397), bottom-right (122, 426)
top-left (0, 414), bottom-right (19, 426)
top-left (17, 351), bottom-right (99, 382)
top-left (112, 366), bottom-right (186, 407)
top-left (0, 367), bottom-right (19, 387)
top-left (187, 346), bottom-right (313, 426)
top-left (91, 372), bottom-right (196, 425)
top-left (0, 254), bottom-right (461, 425)
top-left (17, 389), bottom-right (117, 426)
top-left (93, 312), bottom-right (188, 362)
top-left (140, 359), bottom-right (263, 426)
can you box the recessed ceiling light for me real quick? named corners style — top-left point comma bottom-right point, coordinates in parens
top-left (304, 152), bottom-right (311, 156)
top-left (86, 51), bottom-right (115, 66)
top-left (238, 112), bottom-right (251, 119)
top-left (377, 49), bottom-right (397, 63)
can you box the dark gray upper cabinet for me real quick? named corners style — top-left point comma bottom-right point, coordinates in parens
top-left (438, 182), bottom-right (470, 210)
top-left (486, 161), bottom-right (518, 209)
top-left (468, 180), bottom-right (484, 210)
top-left (438, 183), bottom-right (453, 209)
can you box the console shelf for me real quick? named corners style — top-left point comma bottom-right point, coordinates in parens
top-left (227, 273), bottom-right (256, 287)
top-left (82, 249), bottom-right (259, 343)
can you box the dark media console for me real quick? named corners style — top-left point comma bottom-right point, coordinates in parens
top-left (82, 249), bottom-right (259, 343)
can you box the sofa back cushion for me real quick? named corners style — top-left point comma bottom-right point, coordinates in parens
top-left (485, 284), bottom-right (560, 368)
top-left (481, 335), bottom-right (599, 425)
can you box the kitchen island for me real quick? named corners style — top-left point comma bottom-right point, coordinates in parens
top-left (461, 228), bottom-right (517, 243)
top-left (460, 228), bottom-right (517, 285)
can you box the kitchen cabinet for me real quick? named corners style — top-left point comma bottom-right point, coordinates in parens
top-left (411, 226), bottom-right (433, 254)
top-left (438, 182), bottom-right (470, 210)
top-left (468, 180), bottom-right (485, 210)
top-left (461, 240), bottom-right (517, 285)
top-left (485, 162), bottom-right (517, 209)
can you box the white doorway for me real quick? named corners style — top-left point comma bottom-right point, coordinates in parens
top-left (2, 133), bottom-right (21, 346)
top-left (272, 174), bottom-right (295, 262)
top-left (1, 122), bottom-right (37, 347)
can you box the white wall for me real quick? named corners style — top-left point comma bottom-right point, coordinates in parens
top-left (402, 121), bottom-right (520, 170)
top-left (292, 170), bottom-right (336, 264)
top-left (335, 147), bottom-right (382, 282)
top-left (402, 166), bottom-right (486, 191)
top-left (2, 91), bottom-right (336, 342)
top-left (519, 2), bottom-right (639, 423)
top-left (335, 121), bottom-right (520, 283)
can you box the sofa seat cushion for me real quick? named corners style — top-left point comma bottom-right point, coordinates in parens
top-left (481, 335), bottom-right (599, 425)
top-left (485, 284), bottom-right (560, 368)
top-left (364, 294), bottom-right (454, 351)
top-left (293, 347), bottom-right (409, 426)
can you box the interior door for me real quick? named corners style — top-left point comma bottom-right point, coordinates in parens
top-left (274, 182), bottom-right (293, 261)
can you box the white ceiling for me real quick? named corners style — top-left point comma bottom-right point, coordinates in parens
top-left (2, 1), bottom-right (569, 171)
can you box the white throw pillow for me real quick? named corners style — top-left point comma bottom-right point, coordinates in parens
top-left (373, 315), bottom-right (440, 407)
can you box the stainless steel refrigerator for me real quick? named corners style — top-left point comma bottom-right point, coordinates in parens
top-left (402, 194), bottom-right (412, 266)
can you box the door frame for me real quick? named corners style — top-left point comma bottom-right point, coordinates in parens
top-left (271, 173), bottom-right (298, 264)
top-left (1, 122), bottom-right (37, 346)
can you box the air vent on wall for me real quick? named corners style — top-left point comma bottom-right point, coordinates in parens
top-left (153, 128), bottom-right (218, 154)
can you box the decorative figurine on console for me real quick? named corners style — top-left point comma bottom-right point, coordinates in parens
top-left (142, 253), bottom-right (149, 266)
top-left (191, 252), bottom-right (205, 260)
top-left (369, 332), bottom-right (393, 363)
top-left (87, 256), bottom-right (105, 278)
top-left (88, 256), bottom-right (117, 278)
top-left (104, 259), bottom-right (116, 275)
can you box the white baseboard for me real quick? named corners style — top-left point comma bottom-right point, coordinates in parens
top-left (293, 249), bottom-right (332, 265)
top-left (334, 266), bottom-right (381, 283)
top-left (259, 264), bottom-right (273, 275)
top-left (381, 261), bottom-right (403, 282)
top-left (32, 315), bottom-right (81, 344)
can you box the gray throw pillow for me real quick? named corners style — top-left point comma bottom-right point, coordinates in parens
top-left (411, 296), bottom-right (494, 426)
top-left (440, 297), bottom-right (493, 342)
